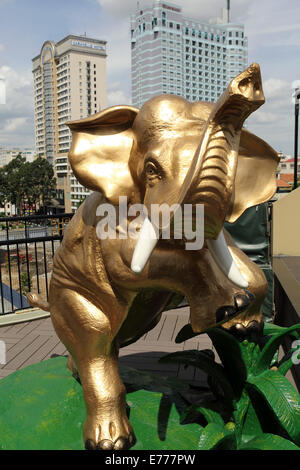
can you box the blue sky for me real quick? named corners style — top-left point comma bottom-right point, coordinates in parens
top-left (1, 0), bottom-right (300, 156)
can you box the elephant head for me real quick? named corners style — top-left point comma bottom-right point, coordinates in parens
top-left (67, 63), bottom-right (279, 289)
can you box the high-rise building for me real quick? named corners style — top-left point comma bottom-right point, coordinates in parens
top-left (32, 35), bottom-right (107, 212)
top-left (131, 1), bottom-right (248, 108)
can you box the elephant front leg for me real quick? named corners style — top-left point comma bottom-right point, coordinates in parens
top-left (80, 349), bottom-right (135, 450)
top-left (49, 286), bottom-right (135, 450)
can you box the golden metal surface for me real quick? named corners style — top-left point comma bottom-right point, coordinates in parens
top-left (28, 64), bottom-right (279, 450)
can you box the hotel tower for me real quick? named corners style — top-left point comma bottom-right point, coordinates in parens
top-left (32, 35), bottom-right (107, 211)
top-left (131, 1), bottom-right (248, 108)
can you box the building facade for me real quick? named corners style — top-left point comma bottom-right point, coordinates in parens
top-left (131, 1), bottom-right (248, 108)
top-left (32, 35), bottom-right (107, 212)
top-left (0, 147), bottom-right (35, 167)
top-left (278, 152), bottom-right (300, 175)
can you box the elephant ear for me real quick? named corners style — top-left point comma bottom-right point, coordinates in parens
top-left (67, 105), bottom-right (139, 204)
top-left (226, 128), bottom-right (280, 223)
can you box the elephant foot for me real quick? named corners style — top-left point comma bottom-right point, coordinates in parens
top-left (84, 410), bottom-right (136, 450)
top-left (216, 290), bottom-right (255, 324)
top-left (226, 319), bottom-right (264, 342)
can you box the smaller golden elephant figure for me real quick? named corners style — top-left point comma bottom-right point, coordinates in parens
top-left (28, 63), bottom-right (279, 450)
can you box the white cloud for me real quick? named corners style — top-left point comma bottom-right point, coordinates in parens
top-left (251, 111), bottom-right (277, 124)
top-left (2, 117), bottom-right (27, 132)
top-left (0, 44), bottom-right (4, 52)
top-left (263, 78), bottom-right (290, 99)
top-left (0, 65), bottom-right (34, 147)
top-left (108, 89), bottom-right (131, 106)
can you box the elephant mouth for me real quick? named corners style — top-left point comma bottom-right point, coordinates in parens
top-left (130, 215), bottom-right (248, 289)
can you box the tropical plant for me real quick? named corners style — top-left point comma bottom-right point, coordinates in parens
top-left (159, 323), bottom-right (300, 450)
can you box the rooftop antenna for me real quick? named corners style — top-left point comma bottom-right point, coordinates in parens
top-left (227, 0), bottom-right (230, 23)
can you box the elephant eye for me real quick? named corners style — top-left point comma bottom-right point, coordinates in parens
top-left (145, 161), bottom-right (158, 177)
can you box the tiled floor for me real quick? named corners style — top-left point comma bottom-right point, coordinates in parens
top-left (0, 307), bottom-right (214, 385)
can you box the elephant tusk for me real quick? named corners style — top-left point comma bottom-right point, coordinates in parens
top-left (131, 217), bottom-right (159, 274)
top-left (206, 231), bottom-right (248, 288)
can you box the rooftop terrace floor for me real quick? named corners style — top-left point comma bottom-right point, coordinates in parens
top-left (0, 307), bottom-right (213, 385)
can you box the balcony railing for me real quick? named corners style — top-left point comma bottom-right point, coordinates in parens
top-left (0, 213), bottom-right (73, 315)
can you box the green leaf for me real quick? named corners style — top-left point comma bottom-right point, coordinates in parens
top-left (255, 324), bottom-right (300, 374)
top-left (175, 324), bottom-right (201, 343)
top-left (247, 369), bottom-right (300, 445)
top-left (159, 350), bottom-right (235, 404)
top-left (180, 405), bottom-right (224, 426)
top-left (232, 390), bottom-right (250, 443)
top-left (239, 433), bottom-right (300, 450)
top-left (241, 400), bottom-right (263, 443)
top-left (207, 328), bottom-right (246, 396)
top-left (198, 423), bottom-right (236, 450)
top-left (239, 340), bottom-right (261, 374)
top-left (263, 322), bottom-right (300, 337)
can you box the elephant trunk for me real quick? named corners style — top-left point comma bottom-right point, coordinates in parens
top-left (186, 63), bottom-right (265, 239)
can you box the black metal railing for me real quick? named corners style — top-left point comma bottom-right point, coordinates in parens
top-left (0, 213), bottom-right (73, 315)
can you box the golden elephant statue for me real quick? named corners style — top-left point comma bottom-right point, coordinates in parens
top-left (27, 63), bottom-right (279, 450)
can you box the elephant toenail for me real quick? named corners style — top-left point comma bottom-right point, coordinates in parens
top-left (98, 439), bottom-right (114, 450)
top-left (235, 294), bottom-right (250, 311)
top-left (114, 437), bottom-right (128, 450)
top-left (85, 439), bottom-right (96, 450)
top-left (216, 305), bottom-right (236, 323)
top-left (247, 320), bottom-right (264, 341)
top-left (229, 323), bottom-right (247, 340)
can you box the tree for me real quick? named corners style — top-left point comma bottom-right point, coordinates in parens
top-left (2, 153), bottom-right (26, 215)
top-left (0, 154), bottom-right (56, 215)
top-left (26, 157), bottom-right (56, 210)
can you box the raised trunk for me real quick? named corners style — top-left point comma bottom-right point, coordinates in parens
top-left (186, 63), bottom-right (265, 239)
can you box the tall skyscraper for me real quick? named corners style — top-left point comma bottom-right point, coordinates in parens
top-left (131, 1), bottom-right (248, 108)
top-left (32, 35), bottom-right (107, 211)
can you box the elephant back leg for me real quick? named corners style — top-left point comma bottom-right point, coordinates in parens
top-left (221, 230), bottom-right (268, 341)
top-left (49, 285), bottom-right (135, 450)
